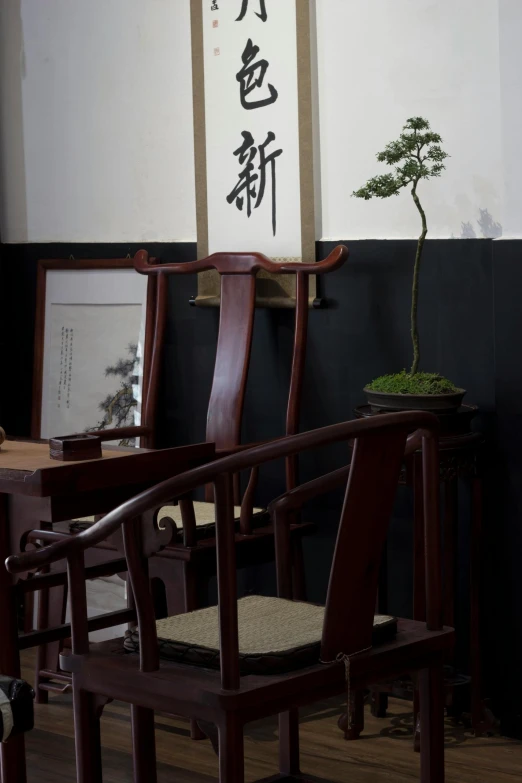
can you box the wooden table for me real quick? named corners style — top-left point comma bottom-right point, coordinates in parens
top-left (0, 438), bottom-right (215, 783)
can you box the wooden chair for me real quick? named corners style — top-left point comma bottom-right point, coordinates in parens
top-left (7, 411), bottom-right (454, 783)
top-left (129, 246), bottom-right (349, 619)
top-left (35, 246), bottom-right (347, 711)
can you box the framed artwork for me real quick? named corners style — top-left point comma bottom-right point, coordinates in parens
top-left (31, 259), bottom-right (156, 445)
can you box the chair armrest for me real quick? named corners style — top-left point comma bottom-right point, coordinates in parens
top-left (404, 429), bottom-right (423, 456)
top-left (6, 511), bottom-right (129, 574)
top-left (268, 429), bottom-right (425, 516)
top-left (268, 465), bottom-right (350, 517)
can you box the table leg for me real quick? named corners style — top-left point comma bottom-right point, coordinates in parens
top-left (443, 479), bottom-right (458, 629)
top-left (443, 478), bottom-right (458, 717)
top-left (413, 454), bottom-right (426, 623)
top-left (0, 494), bottom-right (27, 783)
top-left (412, 456), bottom-right (425, 751)
top-left (470, 476), bottom-right (490, 735)
top-left (371, 538), bottom-right (389, 718)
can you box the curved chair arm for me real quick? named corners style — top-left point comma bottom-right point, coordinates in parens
top-left (6, 413), bottom-right (437, 576)
top-left (267, 428), bottom-right (427, 517)
top-left (134, 245), bottom-right (348, 277)
top-left (268, 464), bottom-right (350, 517)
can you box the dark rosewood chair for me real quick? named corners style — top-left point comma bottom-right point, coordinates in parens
top-left (131, 245), bottom-right (348, 619)
top-left (34, 247), bottom-right (347, 715)
top-left (7, 411), bottom-right (454, 783)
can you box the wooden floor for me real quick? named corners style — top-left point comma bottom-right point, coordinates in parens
top-left (21, 654), bottom-right (522, 782)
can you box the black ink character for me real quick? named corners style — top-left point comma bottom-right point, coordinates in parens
top-left (236, 38), bottom-right (278, 110)
top-left (236, 0), bottom-right (267, 22)
top-left (211, 1), bottom-right (219, 9)
top-left (226, 130), bottom-right (282, 235)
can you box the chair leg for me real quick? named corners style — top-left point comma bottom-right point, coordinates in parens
top-left (412, 672), bottom-right (421, 752)
top-left (291, 537), bottom-right (307, 601)
top-left (35, 583), bottom-right (67, 703)
top-left (419, 661), bottom-right (445, 783)
top-left (371, 692), bottom-right (388, 718)
top-left (149, 558), bottom-right (187, 617)
top-left (24, 591), bottom-right (35, 633)
top-left (338, 689), bottom-right (365, 740)
top-left (131, 704), bottom-right (157, 783)
top-left (218, 713), bottom-right (244, 783)
top-left (181, 563), bottom-right (208, 741)
top-left (279, 709), bottom-right (300, 775)
top-left (149, 558), bottom-right (206, 741)
top-left (182, 563), bottom-right (207, 741)
top-left (73, 686), bottom-right (103, 783)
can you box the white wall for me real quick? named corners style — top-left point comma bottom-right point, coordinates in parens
top-left (499, 0), bottom-right (522, 239)
top-left (0, 0), bottom-right (197, 243)
top-left (316, 0), bottom-right (505, 239)
top-left (0, 0), bottom-right (521, 242)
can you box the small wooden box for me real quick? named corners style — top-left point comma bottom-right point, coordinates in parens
top-left (49, 434), bottom-right (102, 462)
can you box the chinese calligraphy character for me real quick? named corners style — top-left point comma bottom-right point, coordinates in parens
top-left (236, 38), bottom-right (278, 110)
top-left (236, 0), bottom-right (267, 22)
top-left (226, 130), bottom-right (282, 235)
top-left (211, 1), bottom-right (219, 10)
top-left (58, 326), bottom-right (65, 408)
top-left (226, 131), bottom-right (257, 218)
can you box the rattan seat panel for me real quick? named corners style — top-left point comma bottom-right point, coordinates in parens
top-left (124, 595), bottom-right (397, 675)
top-left (68, 503), bottom-right (267, 538)
top-left (160, 501), bottom-right (265, 528)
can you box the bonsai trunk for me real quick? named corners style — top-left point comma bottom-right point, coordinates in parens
top-left (410, 181), bottom-right (427, 376)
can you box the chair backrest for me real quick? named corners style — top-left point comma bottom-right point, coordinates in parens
top-left (135, 247), bottom-right (348, 494)
top-left (7, 410), bottom-right (441, 690)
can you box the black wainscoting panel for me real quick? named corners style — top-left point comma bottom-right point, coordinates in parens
top-left (492, 239), bottom-right (522, 737)
top-left (2, 237), bottom-right (522, 735)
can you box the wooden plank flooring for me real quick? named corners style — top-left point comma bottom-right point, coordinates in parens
top-left (21, 654), bottom-right (522, 782)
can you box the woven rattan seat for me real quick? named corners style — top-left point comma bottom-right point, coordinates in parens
top-left (160, 502), bottom-right (267, 536)
top-left (70, 502), bottom-right (267, 539)
top-left (124, 595), bottom-right (397, 675)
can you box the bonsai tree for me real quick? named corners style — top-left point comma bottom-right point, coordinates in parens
top-left (353, 117), bottom-right (456, 396)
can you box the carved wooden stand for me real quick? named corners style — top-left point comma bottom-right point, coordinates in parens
top-left (345, 404), bottom-right (493, 741)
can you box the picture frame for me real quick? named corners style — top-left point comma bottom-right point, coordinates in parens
top-left (31, 258), bottom-right (157, 444)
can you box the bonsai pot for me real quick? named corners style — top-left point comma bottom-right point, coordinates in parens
top-left (364, 387), bottom-right (466, 414)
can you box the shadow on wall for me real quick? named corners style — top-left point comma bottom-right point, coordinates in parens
top-left (0, 0), bottom-right (28, 241)
top-left (461, 209), bottom-right (503, 239)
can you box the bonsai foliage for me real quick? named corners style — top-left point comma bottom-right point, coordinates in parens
top-left (353, 117), bottom-right (449, 376)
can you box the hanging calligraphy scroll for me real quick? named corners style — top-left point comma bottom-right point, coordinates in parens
top-left (190, 0), bottom-right (316, 306)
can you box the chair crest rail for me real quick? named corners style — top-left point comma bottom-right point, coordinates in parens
top-left (134, 245), bottom-right (348, 277)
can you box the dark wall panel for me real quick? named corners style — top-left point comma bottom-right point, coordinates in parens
top-left (491, 239), bottom-right (522, 736)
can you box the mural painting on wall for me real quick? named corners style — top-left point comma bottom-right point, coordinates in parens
top-left (200, 0), bottom-right (307, 260)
